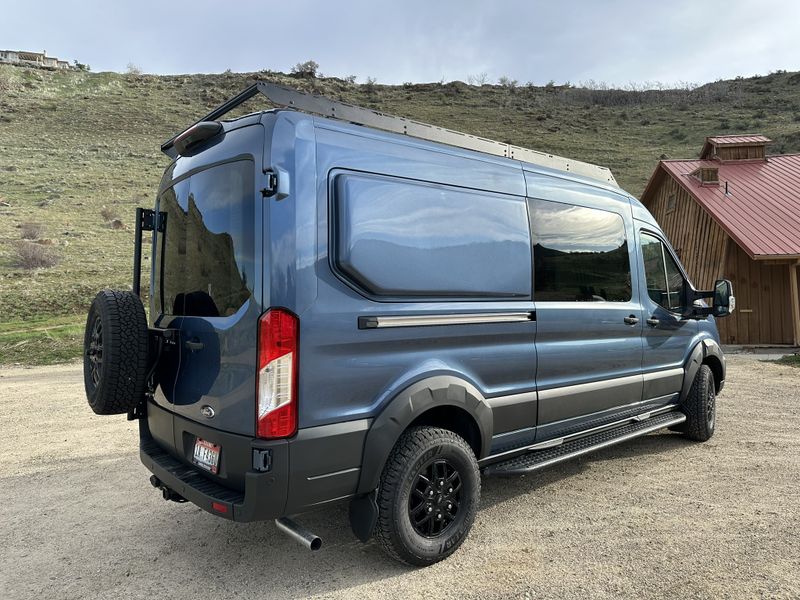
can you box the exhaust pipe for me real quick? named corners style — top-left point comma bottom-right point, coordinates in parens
top-left (275, 517), bottom-right (322, 551)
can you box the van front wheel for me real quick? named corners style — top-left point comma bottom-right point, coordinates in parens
top-left (681, 364), bottom-right (716, 442)
top-left (375, 426), bottom-right (480, 566)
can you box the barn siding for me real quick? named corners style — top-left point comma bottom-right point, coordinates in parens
top-left (645, 175), bottom-right (727, 289)
top-left (717, 245), bottom-right (793, 345)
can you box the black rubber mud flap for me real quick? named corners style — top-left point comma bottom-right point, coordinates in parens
top-left (84, 289), bottom-right (149, 415)
top-left (349, 490), bottom-right (379, 543)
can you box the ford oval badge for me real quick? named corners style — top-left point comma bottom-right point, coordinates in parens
top-left (200, 405), bottom-right (215, 419)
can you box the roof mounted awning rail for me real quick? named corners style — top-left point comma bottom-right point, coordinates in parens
top-left (160, 82), bottom-right (618, 186)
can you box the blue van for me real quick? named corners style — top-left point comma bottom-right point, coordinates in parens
top-left (83, 83), bottom-right (733, 566)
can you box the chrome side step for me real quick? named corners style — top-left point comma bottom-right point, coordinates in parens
top-left (483, 411), bottom-right (686, 476)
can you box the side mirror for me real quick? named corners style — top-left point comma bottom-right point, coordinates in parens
top-left (712, 279), bottom-right (735, 317)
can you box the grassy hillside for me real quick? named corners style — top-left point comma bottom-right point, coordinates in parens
top-left (1, 65), bottom-right (800, 364)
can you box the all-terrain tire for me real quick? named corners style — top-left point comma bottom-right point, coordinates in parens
top-left (375, 426), bottom-right (480, 566)
top-left (681, 364), bottom-right (716, 442)
top-left (83, 289), bottom-right (149, 415)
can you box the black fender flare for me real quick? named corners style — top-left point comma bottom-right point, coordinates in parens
top-left (355, 376), bottom-right (493, 497)
top-left (680, 338), bottom-right (725, 404)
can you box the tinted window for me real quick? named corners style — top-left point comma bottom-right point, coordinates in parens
top-left (530, 199), bottom-right (631, 302)
top-left (640, 232), bottom-right (685, 311)
top-left (333, 173), bottom-right (531, 298)
top-left (155, 160), bottom-right (255, 317)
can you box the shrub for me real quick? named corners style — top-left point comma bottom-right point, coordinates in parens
top-left (498, 76), bottom-right (518, 90)
top-left (364, 76), bottom-right (377, 93)
top-left (100, 206), bottom-right (117, 221)
top-left (291, 60), bottom-right (319, 78)
top-left (13, 241), bottom-right (60, 269)
top-left (109, 219), bottom-right (125, 230)
top-left (20, 222), bottom-right (45, 240)
top-left (467, 72), bottom-right (488, 86)
top-left (668, 128), bottom-right (687, 141)
top-left (126, 63), bottom-right (143, 75)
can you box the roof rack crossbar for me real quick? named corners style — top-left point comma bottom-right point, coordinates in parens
top-left (161, 82), bottom-right (618, 186)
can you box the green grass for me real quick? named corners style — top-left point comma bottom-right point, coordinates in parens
top-left (0, 315), bottom-right (84, 366)
top-left (2, 65), bottom-right (800, 365)
top-left (771, 354), bottom-right (800, 368)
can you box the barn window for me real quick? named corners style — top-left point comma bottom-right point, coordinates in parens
top-left (666, 194), bottom-right (676, 213)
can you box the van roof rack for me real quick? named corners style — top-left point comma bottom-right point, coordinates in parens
top-left (161, 82), bottom-right (618, 187)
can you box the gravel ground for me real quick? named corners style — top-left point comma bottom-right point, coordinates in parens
top-left (1, 356), bottom-right (799, 600)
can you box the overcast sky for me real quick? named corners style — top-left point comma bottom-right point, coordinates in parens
top-left (2, 0), bottom-right (798, 86)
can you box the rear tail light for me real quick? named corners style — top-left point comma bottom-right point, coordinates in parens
top-left (256, 308), bottom-right (298, 439)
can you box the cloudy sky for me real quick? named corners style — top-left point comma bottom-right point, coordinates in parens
top-left (2, 0), bottom-right (798, 86)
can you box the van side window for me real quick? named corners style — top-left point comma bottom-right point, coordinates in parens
top-left (640, 232), bottom-right (685, 311)
top-left (529, 199), bottom-right (632, 302)
top-left (333, 173), bottom-right (531, 299)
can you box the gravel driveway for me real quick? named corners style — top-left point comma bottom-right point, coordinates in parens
top-left (1, 356), bottom-right (798, 600)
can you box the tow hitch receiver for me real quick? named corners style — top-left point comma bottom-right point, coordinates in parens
top-left (149, 475), bottom-right (186, 503)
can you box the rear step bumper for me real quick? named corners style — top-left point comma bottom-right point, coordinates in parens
top-left (484, 411), bottom-right (686, 476)
top-left (140, 435), bottom-right (289, 521)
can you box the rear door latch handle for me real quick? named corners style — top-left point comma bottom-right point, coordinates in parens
top-left (623, 315), bottom-right (639, 325)
top-left (185, 339), bottom-right (204, 352)
top-left (646, 317), bottom-right (660, 327)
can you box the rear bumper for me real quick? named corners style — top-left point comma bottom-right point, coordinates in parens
top-left (139, 400), bottom-right (370, 522)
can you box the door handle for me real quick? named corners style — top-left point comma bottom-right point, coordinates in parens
top-left (646, 317), bottom-right (660, 327)
top-left (185, 339), bottom-right (204, 352)
top-left (623, 315), bottom-right (639, 325)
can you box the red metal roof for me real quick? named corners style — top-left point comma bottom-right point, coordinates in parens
top-left (642, 154), bottom-right (800, 258)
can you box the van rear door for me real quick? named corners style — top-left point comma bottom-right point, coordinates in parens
top-left (152, 125), bottom-right (264, 437)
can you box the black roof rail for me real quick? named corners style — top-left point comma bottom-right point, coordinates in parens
top-left (160, 82), bottom-right (618, 186)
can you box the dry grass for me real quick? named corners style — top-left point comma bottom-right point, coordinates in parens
top-left (13, 241), bottom-right (60, 269)
top-left (20, 222), bottom-right (45, 240)
top-left (100, 206), bottom-right (117, 221)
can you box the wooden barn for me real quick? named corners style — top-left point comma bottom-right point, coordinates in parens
top-left (641, 134), bottom-right (800, 346)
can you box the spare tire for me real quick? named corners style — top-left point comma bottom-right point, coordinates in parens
top-left (84, 290), bottom-right (149, 415)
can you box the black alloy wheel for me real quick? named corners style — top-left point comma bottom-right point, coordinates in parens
top-left (408, 458), bottom-right (462, 538)
top-left (86, 316), bottom-right (104, 387)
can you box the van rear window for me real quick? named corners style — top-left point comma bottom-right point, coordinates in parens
top-left (154, 160), bottom-right (256, 317)
top-left (332, 173), bottom-right (531, 299)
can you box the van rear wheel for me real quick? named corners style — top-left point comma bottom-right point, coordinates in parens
top-left (375, 426), bottom-right (480, 566)
top-left (83, 290), bottom-right (149, 415)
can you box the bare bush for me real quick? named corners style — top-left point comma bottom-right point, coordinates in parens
top-left (100, 206), bottom-right (117, 221)
top-left (13, 241), bottom-right (60, 269)
top-left (364, 76), bottom-right (377, 94)
top-left (498, 76), bottom-right (518, 90)
top-left (109, 219), bottom-right (126, 230)
top-left (20, 222), bottom-right (45, 240)
top-left (126, 62), bottom-right (143, 76)
top-left (467, 72), bottom-right (489, 86)
top-left (291, 60), bottom-right (319, 78)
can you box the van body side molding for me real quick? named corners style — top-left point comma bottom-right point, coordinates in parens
top-left (358, 311), bottom-right (535, 329)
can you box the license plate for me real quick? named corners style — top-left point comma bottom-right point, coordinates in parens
top-left (193, 438), bottom-right (221, 474)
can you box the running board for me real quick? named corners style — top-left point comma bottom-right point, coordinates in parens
top-left (483, 411), bottom-right (686, 476)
